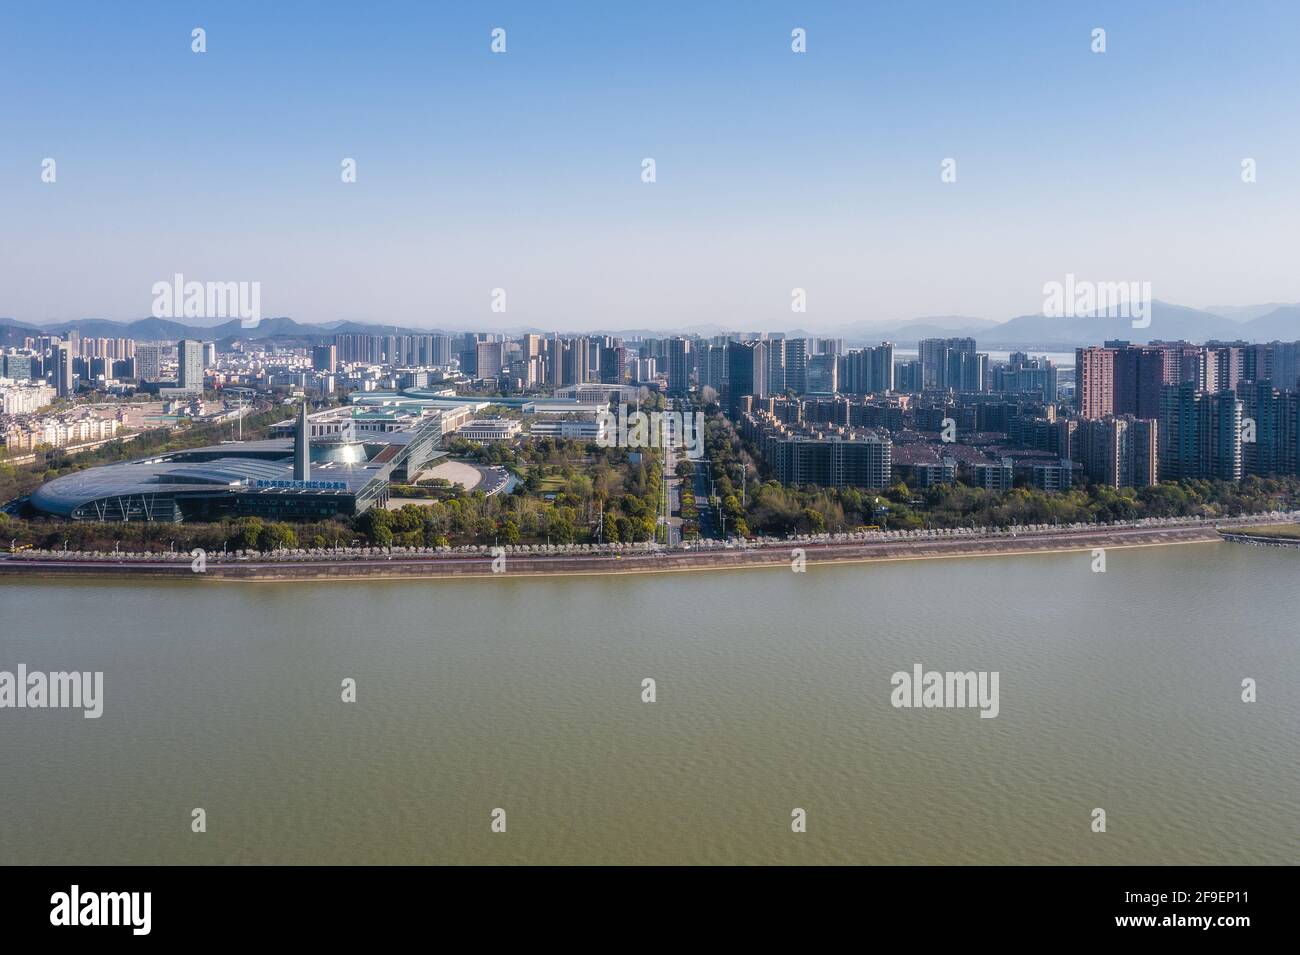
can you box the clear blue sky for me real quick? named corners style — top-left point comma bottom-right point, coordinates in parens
top-left (2, 1), bottom-right (1299, 332)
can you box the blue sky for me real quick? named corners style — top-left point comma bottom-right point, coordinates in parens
top-left (2, 1), bottom-right (1299, 332)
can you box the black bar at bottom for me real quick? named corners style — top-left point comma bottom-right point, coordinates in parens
top-left (3, 866), bottom-right (1283, 940)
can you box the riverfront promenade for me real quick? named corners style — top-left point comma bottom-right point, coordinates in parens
top-left (2, 514), bottom-right (1295, 581)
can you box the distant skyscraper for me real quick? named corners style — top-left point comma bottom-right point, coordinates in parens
top-left (559, 337), bottom-right (590, 385)
top-left (806, 353), bottom-right (838, 394)
top-left (2, 352), bottom-right (33, 381)
top-left (994, 352), bottom-right (1057, 403)
top-left (1242, 379), bottom-right (1280, 477)
top-left (1159, 382), bottom-right (1198, 480)
top-left (895, 359), bottom-right (922, 393)
top-left (178, 339), bottom-right (204, 391)
top-left (919, 337), bottom-right (976, 390)
top-left (725, 341), bottom-right (767, 414)
top-left (430, 334), bottom-right (454, 366)
top-left (1106, 343), bottom-right (1164, 420)
top-left (1075, 346), bottom-right (1115, 419)
top-left (53, 342), bottom-right (74, 397)
top-left (1268, 340), bottom-right (1300, 391)
top-left (838, 342), bottom-right (896, 395)
top-left (1076, 415), bottom-right (1158, 488)
top-left (784, 338), bottom-right (808, 394)
top-left (1206, 389), bottom-right (1244, 481)
top-left (475, 341), bottom-right (506, 380)
top-left (951, 351), bottom-right (988, 392)
top-left (135, 344), bottom-right (162, 382)
top-left (1159, 383), bottom-right (1242, 480)
top-left (667, 338), bottom-right (692, 396)
top-left (698, 343), bottom-right (728, 396)
top-left (312, 344), bottom-right (338, 373)
top-left (765, 338), bottom-right (787, 395)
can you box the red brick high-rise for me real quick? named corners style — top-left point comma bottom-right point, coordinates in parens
top-left (1075, 346), bottom-right (1115, 419)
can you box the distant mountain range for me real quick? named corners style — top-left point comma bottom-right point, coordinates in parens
top-left (1, 302), bottom-right (1298, 349)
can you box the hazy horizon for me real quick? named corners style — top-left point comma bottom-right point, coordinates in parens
top-left (5, 2), bottom-right (1300, 332)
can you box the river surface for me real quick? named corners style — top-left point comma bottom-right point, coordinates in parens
top-left (1, 542), bottom-right (1296, 864)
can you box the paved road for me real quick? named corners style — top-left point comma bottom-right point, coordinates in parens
top-left (691, 459), bottom-right (718, 539)
top-left (659, 416), bottom-right (687, 547)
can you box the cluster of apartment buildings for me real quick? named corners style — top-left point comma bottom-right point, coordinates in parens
top-left (740, 412), bottom-right (893, 490)
top-left (332, 332), bottom-right (656, 392)
top-left (2, 335), bottom-right (212, 398)
top-left (3, 413), bottom-right (121, 453)
top-left (1, 397), bottom-right (225, 455)
top-left (1076, 340), bottom-right (1300, 483)
top-left (0, 379), bottom-right (56, 415)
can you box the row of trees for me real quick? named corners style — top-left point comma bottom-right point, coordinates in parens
top-left (0, 512), bottom-right (345, 554)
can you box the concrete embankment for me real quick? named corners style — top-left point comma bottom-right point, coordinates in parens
top-left (0, 524), bottom-right (1249, 582)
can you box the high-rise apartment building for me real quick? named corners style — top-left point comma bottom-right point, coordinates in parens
top-left (1158, 384), bottom-right (1242, 481)
top-left (558, 337), bottom-right (588, 386)
top-left (838, 342), bottom-right (895, 395)
top-left (1075, 346), bottom-right (1115, 419)
top-left (783, 338), bottom-right (808, 394)
top-left (1106, 343), bottom-right (1165, 420)
top-left (1075, 415), bottom-right (1159, 488)
top-left (919, 337), bottom-right (977, 390)
top-left (178, 339), bottom-right (205, 392)
top-left (994, 352), bottom-right (1058, 403)
top-left (765, 338), bottom-right (787, 396)
top-left (667, 338), bottom-right (692, 396)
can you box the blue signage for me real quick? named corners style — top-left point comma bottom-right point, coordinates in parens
top-left (254, 479), bottom-right (347, 490)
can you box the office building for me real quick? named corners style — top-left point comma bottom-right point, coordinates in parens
top-left (53, 342), bottom-right (75, 397)
top-left (312, 344), bottom-right (338, 373)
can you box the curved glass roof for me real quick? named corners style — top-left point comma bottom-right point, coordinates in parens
top-left (31, 444), bottom-right (379, 516)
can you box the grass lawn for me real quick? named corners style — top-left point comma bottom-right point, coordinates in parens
top-left (1240, 523), bottom-right (1300, 539)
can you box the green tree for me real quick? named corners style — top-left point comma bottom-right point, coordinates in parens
top-left (256, 522), bottom-right (298, 552)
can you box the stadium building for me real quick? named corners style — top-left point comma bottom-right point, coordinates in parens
top-left (30, 401), bottom-right (443, 523)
